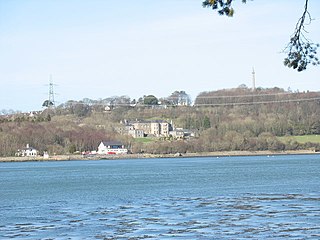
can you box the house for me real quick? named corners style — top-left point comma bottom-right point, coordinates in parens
top-left (131, 120), bottom-right (171, 137)
top-left (131, 121), bottom-right (152, 135)
top-left (116, 123), bottom-right (145, 138)
top-left (97, 141), bottom-right (128, 155)
top-left (169, 129), bottom-right (185, 139)
top-left (159, 121), bottom-right (170, 136)
top-left (43, 151), bottom-right (49, 159)
top-left (16, 144), bottom-right (38, 157)
top-left (128, 129), bottom-right (144, 138)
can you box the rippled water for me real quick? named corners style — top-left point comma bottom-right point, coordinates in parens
top-left (1, 155), bottom-right (319, 239)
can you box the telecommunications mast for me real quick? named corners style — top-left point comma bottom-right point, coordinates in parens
top-left (252, 67), bottom-right (256, 91)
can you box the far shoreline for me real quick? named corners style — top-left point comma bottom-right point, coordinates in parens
top-left (0, 150), bottom-right (319, 163)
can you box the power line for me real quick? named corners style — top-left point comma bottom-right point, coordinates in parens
top-left (56, 95), bottom-right (320, 108)
top-left (194, 96), bottom-right (320, 107)
top-left (195, 91), bottom-right (311, 99)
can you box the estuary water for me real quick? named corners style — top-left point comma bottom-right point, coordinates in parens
top-left (0, 155), bottom-right (319, 239)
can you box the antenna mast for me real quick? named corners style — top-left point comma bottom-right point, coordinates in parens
top-left (252, 67), bottom-right (256, 91)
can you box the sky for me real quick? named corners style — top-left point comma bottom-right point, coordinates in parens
top-left (0, 0), bottom-right (320, 112)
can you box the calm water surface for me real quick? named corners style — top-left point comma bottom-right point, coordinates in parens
top-left (0, 155), bottom-right (319, 239)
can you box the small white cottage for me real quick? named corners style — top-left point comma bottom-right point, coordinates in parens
top-left (16, 144), bottom-right (38, 157)
top-left (97, 141), bottom-right (128, 155)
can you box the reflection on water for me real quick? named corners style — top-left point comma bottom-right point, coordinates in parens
top-left (1, 193), bottom-right (319, 239)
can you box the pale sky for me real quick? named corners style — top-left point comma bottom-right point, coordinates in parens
top-left (1, 0), bottom-right (319, 112)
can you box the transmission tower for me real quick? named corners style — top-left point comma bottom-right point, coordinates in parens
top-left (49, 75), bottom-right (55, 107)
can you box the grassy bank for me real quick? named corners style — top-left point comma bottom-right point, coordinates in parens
top-left (278, 135), bottom-right (320, 144)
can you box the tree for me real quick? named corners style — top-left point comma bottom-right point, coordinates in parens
top-left (311, 120), bottom-right (320, 134)
top-left (68, 144), bottom-right (77, 154)
top-left (203, 116), bottom-right (211, 129)
top-left (42, 100), bottom-right (54, 108)
top-left (73, 103), bottom-right (90, 117)
top-left (46, 114), bottom-right (51, 122)
top-left (203, 0), bottom-right (319, 71)
top-left (167, 91), bottom-right (192, 106)
top-left (143, 95), bottom-right (159, 105)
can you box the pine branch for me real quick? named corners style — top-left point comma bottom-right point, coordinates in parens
top-left (283, 0), bottom-right (319, 71)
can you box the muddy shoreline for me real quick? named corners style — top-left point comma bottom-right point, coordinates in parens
top-left (0, 150), bottom-right (318, 162)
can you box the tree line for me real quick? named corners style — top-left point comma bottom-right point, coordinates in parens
top-left (1, 87), bottom-right (320, 156)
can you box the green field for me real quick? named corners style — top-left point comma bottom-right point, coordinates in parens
top-left (133, 137), bottom-right (156, 143)
top-left (278, 135), bottom-right (320, 144)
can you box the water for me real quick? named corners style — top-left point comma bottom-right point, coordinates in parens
top-left (0, 155), bottom-right (319, 239)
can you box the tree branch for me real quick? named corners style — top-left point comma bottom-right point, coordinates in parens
top-left (203, 0), bottom-right (319, 72)
top-left (202, 0), bottom-right (247, 17)
top-left (283, 0), bottom-right (319, 71)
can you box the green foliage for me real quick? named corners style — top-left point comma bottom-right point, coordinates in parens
top-left (68, 144), bottom-right (77, 154)
top-left (279, 135), bottom-right (320, 144)
top-left (143, 95), bottom-right (158, 105)
top-left (284, 42), bottom-right (319, 72)
top-left (42, 100), bottom-right (54, 107)
top-left (72, 103), bottom-right (90, 117)
top-left (46, 114), bottom-right (51, 122)
top-left (311, 121), bottom-right (320, 134)
top-left (283, 0), bottom-right (319, 71)
top-left (203, 116), bottom-right (211, 129)
top-left (202, 0), bottom-right (247, 17)
top-left (133, 137), bottom-right (155, 143)
top-left (2, 88), bottom-right (320, 156)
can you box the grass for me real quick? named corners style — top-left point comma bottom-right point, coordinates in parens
top-left (278, 135), bottom-right (320, 144)
top-left (133, 137), bottom-right (156, 143)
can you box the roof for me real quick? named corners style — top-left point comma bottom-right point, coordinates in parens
top-left (130, 119), bottom-right (168, 124)
top-left (22, 147), bottom-right (37, 151)
top-left (101, 141), bottom-right (123, 146)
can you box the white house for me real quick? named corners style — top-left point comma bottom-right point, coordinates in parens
top-left (43, 151), bottom-right (49, 159)
top-left (97, 141), bottom-right (128, 155)
top-left (16, 144), bottom-right (38, 157)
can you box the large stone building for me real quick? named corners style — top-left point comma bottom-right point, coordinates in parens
top-left (118, 120), bottom-right (172, 138)
top-left (131, 120), bottom-right (171, 137)
top-left (118, 119), bottom-right (196, 139)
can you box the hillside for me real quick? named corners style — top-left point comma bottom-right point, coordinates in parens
top-left (1, 87), bottom-right (320, 157)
